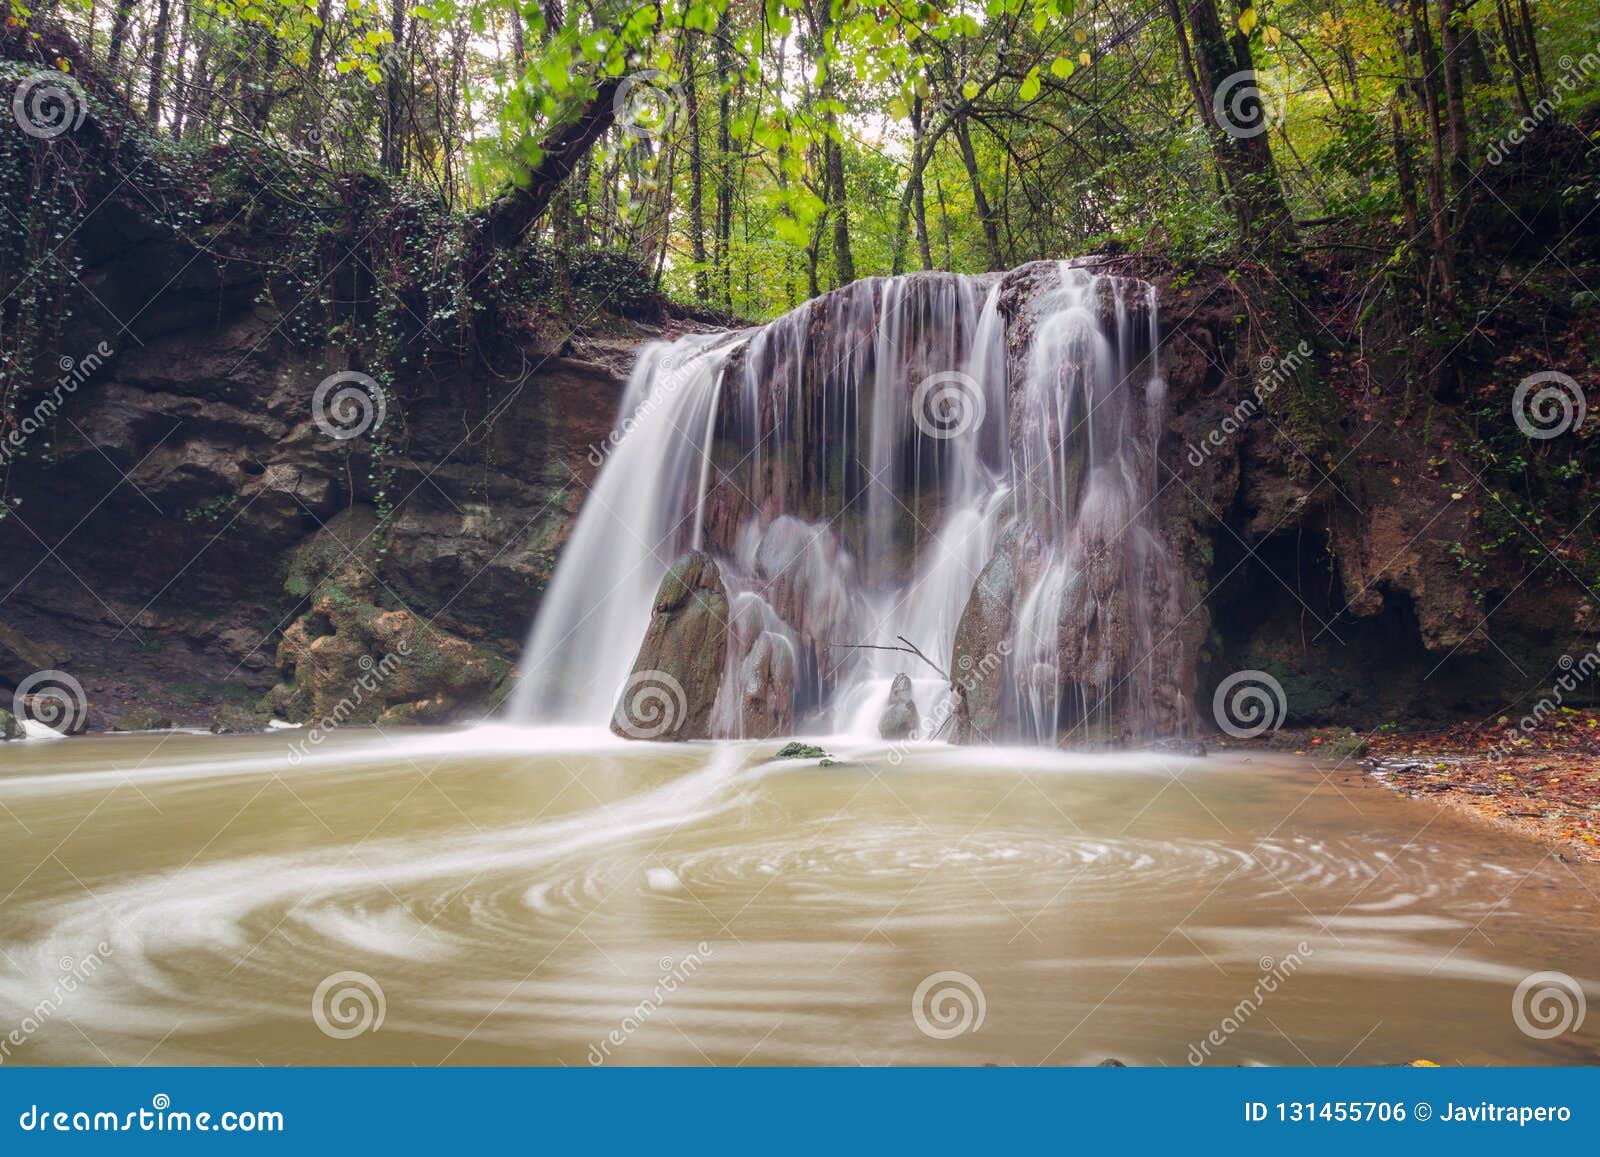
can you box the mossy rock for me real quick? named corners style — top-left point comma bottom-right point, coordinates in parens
top-left (111, 707), bottom-right (173, 732)
top-left (772, 741), bottom-right (830, 760)
top-left (263, 590), bottom-right (507, 727)
top-left (0, 708), bottom-right (18, 740)
top-left (210, 703), bottom-right (266, 735)
top-left (611, 551), bottom-right (729, 741)
top-left (283, 506), bottom-right (382, 600)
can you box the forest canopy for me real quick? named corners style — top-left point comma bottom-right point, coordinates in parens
top-left (2, 0), bottom-right (1597, 319)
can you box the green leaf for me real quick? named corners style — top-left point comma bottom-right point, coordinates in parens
top-left (1019, 66), bottom-right (1041, 101)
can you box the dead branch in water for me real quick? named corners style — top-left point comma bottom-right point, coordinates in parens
top-left (826, 635), bottom-right (949, 681)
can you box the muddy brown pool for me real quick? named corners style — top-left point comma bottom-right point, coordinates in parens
top-left (1, 728), bottom-right (1596, 1065)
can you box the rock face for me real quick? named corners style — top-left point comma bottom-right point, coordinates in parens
top-left (878, 673), bottom-right (920, 740)
top-left (0, 108), bottom-right (1591, 741)
top-left (0, 161), bottom-right (636, 730)
top-left (0, 623), bottom-right (57, 686)
top-left (261, 508), bottom-right (511, 726)
top-left (612, 551), bottom-right (729, 740)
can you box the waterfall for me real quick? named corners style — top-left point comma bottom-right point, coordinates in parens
top-left (510, 261), bottom-right (1184, 744)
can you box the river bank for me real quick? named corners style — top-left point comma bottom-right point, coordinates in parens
top-left (1361, 715), bottom-right (1600, 864)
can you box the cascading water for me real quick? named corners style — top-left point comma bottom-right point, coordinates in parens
top-left (509, 260), bottom-right (1187, 744)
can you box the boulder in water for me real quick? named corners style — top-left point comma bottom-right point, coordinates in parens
top-left (771, 741), bottom-right (829, 761)
top-left (949, 533), bottom-right (1023, 743)
top-left (878, 672), bottom-right (921, 740)
top-left (735, 631), bottom-right (794, 738)
top-left (0, 708), bottom-right (18, 740)
top-left (611, 550), bottom-right (729, 740)
top-left (210, 703), bottom-right (265, 734)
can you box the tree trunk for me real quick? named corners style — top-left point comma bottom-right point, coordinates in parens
top-left (810, 0), bottom-right (854, 286)
top-left (1438, 0), bottom-right (1471, 189)
top-left (381, 0), bottom-right (408, 174)
top-left (106, 0), bottom-right (137, 77)
top-left (509, 2), bottom-right (527, 64)
top-left (169, 0), bottom-right (195, 137)
top-left (685, 44), bottom-right (708, 300)
top-left (1406, 0), bottom-right (1456, 304)
top-left (475, 76), bottom-right (624, 254)
top-left (144, 0), bottom-right (173, 126)
top-left (911, 95), bottom-right (933, 270)
top-left (1177, 0), bottom-right (1298, 244)
top-left (891, 94), bottom-right (935, 275)
top-left (952, 112), bottom-right (1003, 271)
top-left (1495, 0), bottom-right (1532, 115)
top-left (715, 8), bottom-right (734, 306)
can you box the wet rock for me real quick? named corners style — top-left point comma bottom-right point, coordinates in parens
top-left (0, 708), bottom-right (18, 740)
top-left (612, 551), bottom-right (729, 740)
top-left (772, 741), bottom-right (829, 760)
top-left (209, 703), bottom-right (265, 734)
top-left (950, 534), bottom-right (1021, 743)
top-left (111, 707), bottom-right (173, 732)
top-left (263, 593), bottom-right (509, 728)
top-left (878, 672), bottom-right (920, 739)
top-left (734, 631), bottom-right (794, 738)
